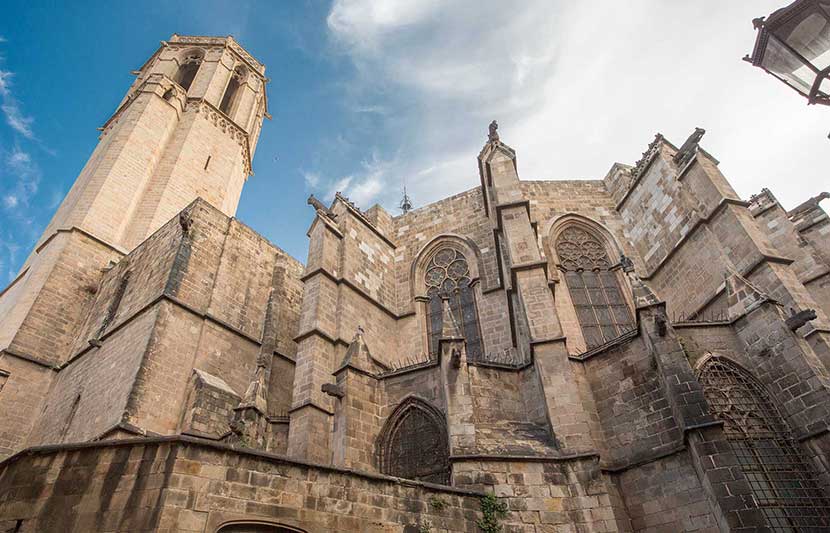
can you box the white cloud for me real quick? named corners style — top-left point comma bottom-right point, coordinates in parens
top-left (2, 145), bottom-right (40, 211)
top-left (325, 0), bottom-right (830, 213)
top-left (302, 171), bottom-right (321, 188)
top-left (0, 70), bottom-right (35, 139)
top-left (309, 151), bottom-right (397, 208)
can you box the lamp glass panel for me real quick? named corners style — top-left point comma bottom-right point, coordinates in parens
top-left (762, 37), bottom-right (815, 95)
top-left (778, 8), bottom-right (830, 70)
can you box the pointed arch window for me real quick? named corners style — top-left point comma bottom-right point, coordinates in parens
top-left (217, 523), bottom-right (306, 533)
top-left (174, 50), bottom-right (203, 92)
top-left (378, 399), bottom-right (450, 484)
top-left (555, 226), bottom-right (633, 349)
top-left (698, 357), bottom-right (830, 530)
top-left (220, 66), bottom-right (247, 117)
top-left (423, 246), bottom-right (483, 361)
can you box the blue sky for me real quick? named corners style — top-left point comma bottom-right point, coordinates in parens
top-left (1, 1), bottom-right (829, 281)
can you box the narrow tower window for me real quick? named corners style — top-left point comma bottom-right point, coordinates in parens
top-left (698, 357), bottom-right (830, 530)
top-left (219, 66), bottom-right (247, 117)
top-left (174, 49), bottom-right (203, 92)
top-left (555, 226), bottom-right (633, 349)
top-left (423, 246), bottom-right (483, 361)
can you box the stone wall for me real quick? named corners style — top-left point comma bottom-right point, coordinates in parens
top-left (21, 200), bottom-right (303, 454)
top-left (0, 438), bottom-right (486, 533)
top-left (453, 457), bottom-right (630, 532)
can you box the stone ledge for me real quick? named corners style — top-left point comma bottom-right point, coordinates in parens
top-left (0, 434), bottom-right (487, 498)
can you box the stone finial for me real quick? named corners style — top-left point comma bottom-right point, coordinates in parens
top-left (488, 120), bottom-right (499, 143)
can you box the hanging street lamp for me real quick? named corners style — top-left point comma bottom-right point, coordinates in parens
top-left (745, 0), bottom-right (830, 105)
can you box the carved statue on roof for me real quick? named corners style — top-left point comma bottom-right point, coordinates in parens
top-left (488, 120), bottom-right (499, 143)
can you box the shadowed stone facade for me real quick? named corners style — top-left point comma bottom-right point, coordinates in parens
top-left (1, 35), bottom-right (830, 532)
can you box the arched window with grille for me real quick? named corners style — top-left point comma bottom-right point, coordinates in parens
top-left (217, 522), bottom-right (305, 533)
top-left (377, 397), bottom-right (450, 485)
top-left (555, 226), bottom-right (633, 349)
top-left (423, 246), bottom-right (483, 362)
top-left (220, 66), bottom-right (247, 117)
top-left (698, 356), bottom-right (830, 530)
top-left (174, 49), bottom-right (203, 92)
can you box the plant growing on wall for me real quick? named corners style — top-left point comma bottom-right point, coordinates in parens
top-left (477, 494), bottom-right (508, 533)
top-left (429, 496), bottom-right (447, 511)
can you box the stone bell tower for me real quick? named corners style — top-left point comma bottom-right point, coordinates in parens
top-left (40, 34), bottom-right (269, 252)
top-left (0, 36), bottom-right (269, 456)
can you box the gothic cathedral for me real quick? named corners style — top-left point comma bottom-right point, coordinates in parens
top-left (1, 35), bottom-right (830, 533)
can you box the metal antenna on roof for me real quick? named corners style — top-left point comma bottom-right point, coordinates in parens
top-left (399, 183), bottom-right (413, 214)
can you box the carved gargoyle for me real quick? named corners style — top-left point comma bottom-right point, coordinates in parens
top-left (785, 308), bottom-right (817, 331)
top-left (654, 315), bottom-right (667, 337)
top-left (451, 347), bottom-right (461, 369)
top-left (321, 382), bottom-right (344, 399)
top-left (179, 211), bottom-right (192, 234)
top-left (673, 127), bottom-right (705, 167)
top-left (307, 194), bottom-right (336, 219)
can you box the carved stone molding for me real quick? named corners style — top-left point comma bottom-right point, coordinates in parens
top-left (168, 35), bottom-right (265, 76)
top-left (190, 98), bottom-right (253, 176)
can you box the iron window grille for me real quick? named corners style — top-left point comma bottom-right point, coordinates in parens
top-left (555, 227), bottom-right (634, 349)
top-left (698, 357), bottom-right (830, 531)
top-left (378, 400), bottom-right (451, 485)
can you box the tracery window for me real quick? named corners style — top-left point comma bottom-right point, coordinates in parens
top-left (378, 399), bottom-right (450, 485)
top-left (174, 50), bottom-right (203, 92)
top-left (220, 66), bottom-right (247, 116)
top-left (423, 247), bottom-right (483, 361)
top-left (555, 226), bottom-right (633, 349)
top-left (698, 357), bottom-right (830, 531)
